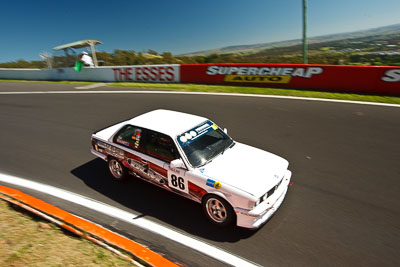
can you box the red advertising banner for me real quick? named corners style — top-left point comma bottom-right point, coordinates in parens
top-left (180, 64), bottom-right (400, 95)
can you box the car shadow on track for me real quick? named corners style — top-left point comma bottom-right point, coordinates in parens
top-left (71, 159), bottom-right (257, 242)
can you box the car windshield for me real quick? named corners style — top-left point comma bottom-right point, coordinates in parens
top-left (177, 121), bottom-right (234, 168)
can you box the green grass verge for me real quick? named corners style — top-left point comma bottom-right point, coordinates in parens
top-left (0, 199), bottom-right (136, 266)
top-left (110, 82), bottom-right (400, 105)
top-left (1, 79), bottom-right (399, 104)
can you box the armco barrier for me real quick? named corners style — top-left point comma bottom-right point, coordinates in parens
top-left (180, 64), bottom-right (400, 95)
top-left (1, 63), bottom-right (399, 95)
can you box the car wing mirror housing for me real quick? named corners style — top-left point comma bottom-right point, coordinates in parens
top-left (170, 158), bottom-right (187, 170)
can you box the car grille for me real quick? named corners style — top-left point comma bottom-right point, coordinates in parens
top-left (267, 178), bottom-right (283, 198)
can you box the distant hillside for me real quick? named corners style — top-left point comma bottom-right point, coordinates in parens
top-left (2, 23), bottom-right (399, 68)
top-left (180, 23), bottom-right (400, 56)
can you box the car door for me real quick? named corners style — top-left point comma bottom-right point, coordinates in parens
top-left (113, 126), bottom-right (205, 200)
top-left (141, 129), bottom-right (209, 202)
top-left (113, 125), bottom-right (176, 189)
top-left (113, 125), bottom-right (155, 180)
top-left (143, 130), bottom-right (189, 193)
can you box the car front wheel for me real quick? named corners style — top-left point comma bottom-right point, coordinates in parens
top-left (202, 195), bottom-right (235, 227)
top-left (108, 158), bottom-right (127, 181)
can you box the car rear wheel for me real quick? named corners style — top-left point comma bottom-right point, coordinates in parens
top-left (108, 158), bottom-right (127, 181)
top-left (202, 195), bottom-right (235, 226)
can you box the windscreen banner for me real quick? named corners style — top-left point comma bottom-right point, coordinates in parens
top-left (180, 64), bottom-right (400, 95)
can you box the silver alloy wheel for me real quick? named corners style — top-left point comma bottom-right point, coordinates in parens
top-left (109, 159), bottom-right (123, 179)
top-left (205, 197), bottom-right (227, 223)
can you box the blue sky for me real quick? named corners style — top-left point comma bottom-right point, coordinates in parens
top-left (1, 0), bottom-right (399, 62)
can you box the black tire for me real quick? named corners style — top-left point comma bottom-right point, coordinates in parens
top-left (202, 194), bottom-right (235, 227)
top-left (108, 158), bottom-right (127, 181)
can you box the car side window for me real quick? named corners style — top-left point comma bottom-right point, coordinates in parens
top-left (145, 130), bottom-right (179, 162)
top-left (114, 125), bottom-right (144, 151)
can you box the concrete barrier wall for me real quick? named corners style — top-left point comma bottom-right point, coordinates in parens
top-left (0, 64), bottom-right (180, 83)
top-left (0, 68), bottom-right (53, 80)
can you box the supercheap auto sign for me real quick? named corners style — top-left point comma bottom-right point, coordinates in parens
top-left (180, 64), bottom-right (400, 95)
top-left (206, 65), bottom-right (323, 84)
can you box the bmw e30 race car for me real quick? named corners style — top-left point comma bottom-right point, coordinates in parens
top-left (91, 109), bottom-right (292, 228)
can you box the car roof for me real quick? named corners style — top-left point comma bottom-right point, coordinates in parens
top-left (128, 109), bottom-right (208, 137)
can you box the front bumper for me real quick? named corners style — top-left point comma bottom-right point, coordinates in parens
top-left (234, 170), bottom-right (291, 229)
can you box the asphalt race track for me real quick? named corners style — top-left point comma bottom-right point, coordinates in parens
top-left (0, 82), bottom-right (399, 266)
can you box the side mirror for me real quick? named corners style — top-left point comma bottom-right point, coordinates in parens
top-left (223, 128), bottom-right (228, 134)
top-left (170, 158), bottom-right (187, 169)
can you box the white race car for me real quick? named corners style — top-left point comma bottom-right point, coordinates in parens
top-left (91, 109), bottom-right (292, 228)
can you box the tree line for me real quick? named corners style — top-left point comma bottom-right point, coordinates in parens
top-left (0, 47), bottom-right (399, 68)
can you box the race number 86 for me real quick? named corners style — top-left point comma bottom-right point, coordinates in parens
top-left (170, 174), bottom-right (185, 190)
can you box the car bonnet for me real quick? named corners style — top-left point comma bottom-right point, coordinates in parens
top-left (197, 142), bottom-right (289, 197)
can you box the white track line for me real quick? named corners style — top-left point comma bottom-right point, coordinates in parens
top-left (0, 90), bottom-right (399, 108)
top-left (0, 173), bottom-right (260, 267)
top-left (74, 83), bottom-right (107, 90)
